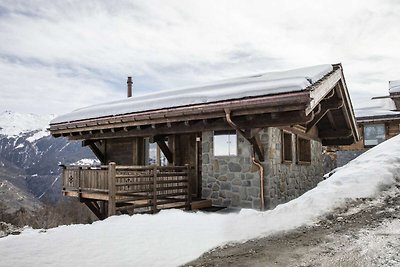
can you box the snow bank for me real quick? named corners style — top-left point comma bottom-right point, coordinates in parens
top-left (51, 64), bottom-right (333, 124)
top-left (74, 158), bottom-right (101, 166)
top-left (1, 134), bottom-right (400, 267)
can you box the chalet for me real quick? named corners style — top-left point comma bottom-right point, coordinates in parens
top-left (336, 80), bottom-right (400, 166)
top-left (49, 63), bottom-right (359, 219)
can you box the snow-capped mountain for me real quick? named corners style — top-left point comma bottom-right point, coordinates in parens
top-left (0, 111), bottom-right (54, 142)
top-left (0, 111), bottom-right (96, 212)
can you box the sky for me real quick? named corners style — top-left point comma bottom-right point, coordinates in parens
top-left (0, 0), bottom-right (399, 115)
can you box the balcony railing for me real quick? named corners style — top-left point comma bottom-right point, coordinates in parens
top-left (61, 163), bottom-right (191, 216)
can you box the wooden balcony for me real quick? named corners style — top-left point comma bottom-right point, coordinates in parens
top-left (61, 163), bottom-right (192, 219)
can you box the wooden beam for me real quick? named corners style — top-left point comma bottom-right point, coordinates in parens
top-left (82, 200), bottom-right (106, 220)
top-left (280, 126), bottom-right (320, 141)
top-left (156, 140), bottom-right (173, 163)
top-left (306, 100), bottom-right (343, 132)
top-left (225, 112), bottom-right (265, 161)
top-left (307, 68), bottom-right (342, 115)
top-left (50, 92), bottom-right (310, 135)
top-left (322, 137), bottom-right (355, 146)
top-left (326, 111), bottom-right (337, 130)
top-left (319, 129), bottom-right (353, 139)
top-left (67, 111), bottom-right (312, 141)
top-left (248, 135), bottom-right (264, 162)
top-left (108, 162), bottom-right (116, 217)
top-left (82, 140), bottom-right (105, 163)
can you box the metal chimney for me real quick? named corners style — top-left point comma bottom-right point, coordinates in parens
top-left (127, 76), bottom-right (133, 98)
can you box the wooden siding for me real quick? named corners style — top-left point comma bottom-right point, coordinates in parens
top-left (106, 138), bottom-right (135, 165)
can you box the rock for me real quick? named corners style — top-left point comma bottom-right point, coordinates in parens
top-left (228, 162), bottom-right (242, 172)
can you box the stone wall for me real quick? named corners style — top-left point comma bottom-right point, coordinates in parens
top-left (264, 128), bottom-right (324, 210)
top-left (336, 150), bottom-right (366, 167)
top-left (201, 131), bottom-right (263, 209)
top-left (202, 127), bottom-right (324, 210)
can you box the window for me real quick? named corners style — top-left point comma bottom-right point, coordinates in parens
top-left (364, 124), bottom-right (385, 146)
top-left (144, 138), bottom-right (168, 166)
top-left (297, 137), bottom-right (311, 163)
top-left (282, 131), bottom-right (293, 163)
top-left (213, 131), bottom-right (237, 156)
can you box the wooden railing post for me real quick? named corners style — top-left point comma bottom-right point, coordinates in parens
top-left (185, 164), bottom-right (191, 210)
top-left (60, 165), bottom-right (66, 191)
top-left (108, 162), bottom-right (116, 217)
top-left (152, 165), bottom-right (158, 214)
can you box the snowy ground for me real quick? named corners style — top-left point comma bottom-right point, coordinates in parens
top-left (0, 135), bottom-right (400, 267)
top-left (187, 185), bottom-right (400, 267)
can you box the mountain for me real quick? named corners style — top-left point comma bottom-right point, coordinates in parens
top-left (0, 111), bottom-right (96, 213)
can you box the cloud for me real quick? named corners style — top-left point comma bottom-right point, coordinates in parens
top-left (0, 0), bottom-right (399, 114)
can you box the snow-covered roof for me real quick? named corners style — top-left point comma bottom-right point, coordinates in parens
top-left (355, 98), bottom-right (400, 120)
top-left (51, 64), bottom-right (333, 124)
top-left (389, 80), bottom-right (400, 94)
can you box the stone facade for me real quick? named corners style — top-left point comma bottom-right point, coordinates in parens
top-left (336, 150), bottom-right (365, 167)
top-left (201, 127), bottom-right (324, 210)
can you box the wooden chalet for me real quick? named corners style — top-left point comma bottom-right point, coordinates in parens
top-left (49, 63), bottom-right (359, 219)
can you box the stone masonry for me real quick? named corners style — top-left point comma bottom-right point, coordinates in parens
top-left (202, 127), bottom-right (324, 210)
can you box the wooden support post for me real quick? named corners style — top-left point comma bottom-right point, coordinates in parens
top-left (152, 165), bottom-right (158, 214)
top-left (82, 140), bottom-right (106, 164)
top-left (60, 165), bottom-right (66, 191)
top-left (83, 201), bottom-right (106, 220)
top-left (108, 162), bottom-right (116, 217)
top-left (185, 164), bottom-right (191, 210)
top-left (156, 140), bottom-right (173, 163)
top-left (78, 167), bottom-right (82, 199)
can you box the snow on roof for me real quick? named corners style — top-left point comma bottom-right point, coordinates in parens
top-left (389, 80), bottom-right (400, 94)
top-left (1, 130), bottom-right (400, 266)
top-left (51, 64), bottom-right (333, 124)
top-left (355, 98), bottom-right (400, 119)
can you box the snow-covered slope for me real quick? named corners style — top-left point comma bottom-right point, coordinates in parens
top-left (0, 110), bottom-right (54, 142)
top-left (1, 134), bottom-right (400, 266)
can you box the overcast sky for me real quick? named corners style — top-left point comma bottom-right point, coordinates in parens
top-left (0, 0), bottom-right (399, 115)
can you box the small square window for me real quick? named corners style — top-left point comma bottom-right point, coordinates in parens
top-left (213, 131), bottom-right (237, 156)
top-left (363, 124), bottom-right (385, 147)
top-left (297, 137), bottom-right (311, 163)
top-left (282, 131), bottom-right (293, 163)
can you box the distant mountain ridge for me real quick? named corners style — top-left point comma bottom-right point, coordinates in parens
top-left (0, 111), bottom-right (96, 212)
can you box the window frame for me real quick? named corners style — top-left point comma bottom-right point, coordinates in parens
top-left (296, 136), bottom-right (312, 164)
top-left (281, 130), bottom-right (293, 164)
top-left (363, 123), bottom-right (386, 148)
top-left (213, 130), bottom-right (238, 157)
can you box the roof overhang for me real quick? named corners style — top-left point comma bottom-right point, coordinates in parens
top-left (49, 64), bottom-right (359, 146)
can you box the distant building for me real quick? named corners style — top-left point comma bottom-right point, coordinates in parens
top-left (49, 64), bottom-right (358, 219)
top-left (335, 80), bottom-right (400, 166)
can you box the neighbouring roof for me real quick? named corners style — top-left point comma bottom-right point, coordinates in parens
top-left (355, 98), bottom-right (400, 119)
top-left (51, 64), bottom-right (333, 124)
top-left (356, 81), bottom-right (400, 122)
